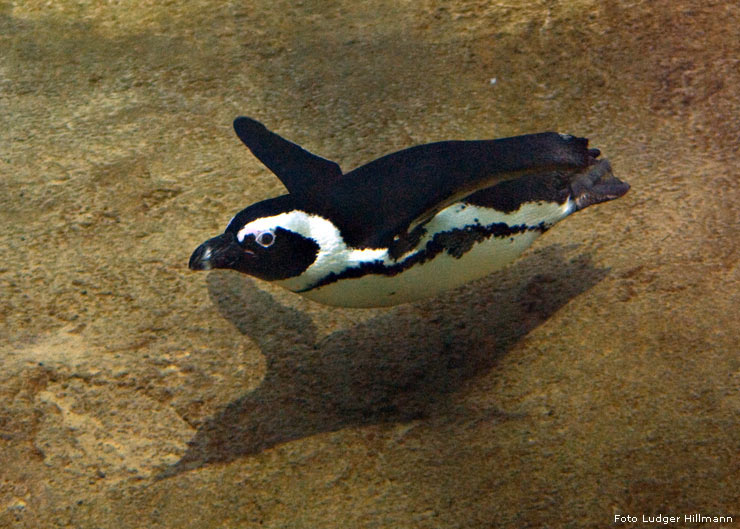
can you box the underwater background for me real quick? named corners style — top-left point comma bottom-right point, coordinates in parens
top-left (1, 1), bottom-right (738, 527)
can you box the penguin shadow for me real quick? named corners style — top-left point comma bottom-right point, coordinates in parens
top-left (164, 245), bottom-right (608, 477)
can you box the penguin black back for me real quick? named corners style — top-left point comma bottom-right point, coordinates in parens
top-left (233, 117), bottom-right (594, 249)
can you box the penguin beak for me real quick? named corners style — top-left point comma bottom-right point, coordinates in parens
top-left (189, 232), bottom-right (246, 271)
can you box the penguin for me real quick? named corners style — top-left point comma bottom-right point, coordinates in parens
top-left (189, 117), bottom-right (629, 308)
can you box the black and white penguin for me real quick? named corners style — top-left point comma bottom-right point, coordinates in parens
top-left (189, 117), bottom-right (629, 308)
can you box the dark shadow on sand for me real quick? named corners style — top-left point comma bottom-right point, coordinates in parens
top-left (162, 245), bottom-right (607, 477)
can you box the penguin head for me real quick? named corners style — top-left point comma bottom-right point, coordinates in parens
top-left (189, 196), bottom-right (321, 281)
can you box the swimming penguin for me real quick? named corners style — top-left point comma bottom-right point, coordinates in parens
top-left (189, 117), bottom-right (629, 308)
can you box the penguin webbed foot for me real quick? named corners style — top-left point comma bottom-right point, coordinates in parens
top-left (570, 159), bottom-right (630, 211)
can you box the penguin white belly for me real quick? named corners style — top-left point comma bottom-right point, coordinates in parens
top-left (296, 199), bottom-right (575, 308)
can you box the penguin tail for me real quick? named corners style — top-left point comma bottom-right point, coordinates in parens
top-left (569, 158), bottom-right (630, 211)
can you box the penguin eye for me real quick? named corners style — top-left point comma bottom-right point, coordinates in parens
top-left (255, 231), bottom-right (275, 248)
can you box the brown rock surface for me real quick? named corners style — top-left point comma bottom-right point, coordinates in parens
top-left (1, 1), bottom-right (738, 527)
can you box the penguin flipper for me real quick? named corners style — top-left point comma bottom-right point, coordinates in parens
top-left (338, 132), bottom-right (594, 249)
top-left (233, 117), bottom-right (343, 201)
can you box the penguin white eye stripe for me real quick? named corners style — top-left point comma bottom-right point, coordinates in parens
top-left (237, 212), bottom-right (313, 243)
top-left (237, 227), bottom-right (276, 247)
